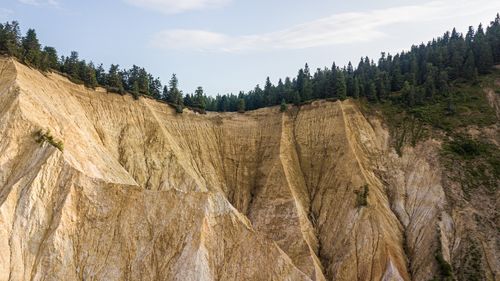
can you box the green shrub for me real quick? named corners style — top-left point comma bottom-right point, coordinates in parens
top-left (354, 185), bottom-right (369, 208)
top-left (175, 104), bottom-right (183, 114)
top-left (35, 129), bottom-right (64, 151)
top-left (435, 251), bottom-right (454, 281)
top-left (280, 99), bottom-right (287, 112)
top-left (456, 239), bottom-right (485, 281)
top-left (444, 137), bottom-right (485, 159)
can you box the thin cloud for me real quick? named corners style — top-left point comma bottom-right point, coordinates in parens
top-left (17, 0), bottom-right (59, 7)
top-left (0, 8), bottom-right (13, 20)
top-left (125, 0), bottom-right (230, 14)
top-left (151, 0), bottom-right (500, 53)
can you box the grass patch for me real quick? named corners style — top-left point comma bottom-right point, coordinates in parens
top-left (455, 238), bottom-right (485, 281)
top-left (442, 135), bottom-right (499, 197)
top-left (34, 129), bottom-right (64, 152)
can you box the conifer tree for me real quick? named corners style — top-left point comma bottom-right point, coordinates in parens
top-left (401, 81), bottom-right (415, 107)
top-left (487, 13), bottom-right (500, 63)
top-left (107, 64), bottom-right (124, 93)
top-left (335, 71), bottom-right (347, 100)
top-left (237, 98), bottom-right (245, 113)
top-left (83, 62), bottom-right (98, 89)
top-left (131, 81), bottom-right (140, 100)
top-left (137, 68), bottom-right (149, 95)
top-left (194, 86), bottom-right (206, 110)
top-left (474, 24), bottom-right (494, 74)
top-left (292, 91), bottom-right (300, 106)
top-left (0, 21), bottom-right (21, 57)
top-left (352, 77), bottom-right (360, 99)
top-left (366, 81), bottom-right (377, 102)
top-left (463, 49), bottom-right (478, 82)
top-left (95, 64), bottom-right (106, 85)
top-left (40, 46), bottom-right (58, 70)
top-left (22, 29), bottom-right (41, 67)
top-left (390, 55), bottom-right (404, 91)
top-left (264, 76), bottom-right (274, 106)
top-left (168, 74), bottom-right (184, 111)
top-left (149, 75), bottom-right (162, 99)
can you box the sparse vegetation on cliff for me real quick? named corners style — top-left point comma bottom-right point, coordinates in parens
top-left (34, 129), bottom-right (64, 152)
top-left (354, 185), bottom-right (369, 208)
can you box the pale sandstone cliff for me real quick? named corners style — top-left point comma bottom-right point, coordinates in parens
top-left (0, 58), bottom-right (497, 281)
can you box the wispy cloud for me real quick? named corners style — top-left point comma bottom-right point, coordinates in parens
top-left (125, 0), bottom-right (230, 14)
top-left (17, 0), bottom-right (59, 7)
top-left (151, 0), bottom-right (500, 53)
top-left (0, 8), bottom-right (13, 20)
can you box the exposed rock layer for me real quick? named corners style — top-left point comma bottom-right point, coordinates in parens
top-left (0, 58), bottom-right (497, 280)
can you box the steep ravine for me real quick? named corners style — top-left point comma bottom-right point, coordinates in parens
top-left (0, 58), bottom-right (497, 281)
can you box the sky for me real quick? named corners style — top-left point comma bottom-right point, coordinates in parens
top-left (2, 0), bottom-right (500, 95)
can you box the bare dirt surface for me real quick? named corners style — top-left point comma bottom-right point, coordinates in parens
top-left (0, 58), bottom-right (497, 281)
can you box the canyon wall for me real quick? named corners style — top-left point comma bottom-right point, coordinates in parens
top-left (0, 58), bottom-right (497, 280)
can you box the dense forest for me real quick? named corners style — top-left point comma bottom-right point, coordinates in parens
top-left (1, 14), bottom-right (499, 113)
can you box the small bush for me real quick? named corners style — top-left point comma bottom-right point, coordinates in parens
top-left (444, 136), bottom-right (485, 159)
top-left (280, 99), bottom-right (288, 112)
top-left (175, 104), bottom-right (183, 114)
top-left (354, 185), bottom-right (369, 207)
top-left (435, 251), bottom-right (454, 281)
top-left (35, 129), bottom-right (64, 151)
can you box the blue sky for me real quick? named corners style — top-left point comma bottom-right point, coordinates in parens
top-left (2, 0), bottom-right (500, 95)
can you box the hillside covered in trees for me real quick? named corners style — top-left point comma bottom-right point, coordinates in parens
top-left (1, 14), bottom-right (500, 112)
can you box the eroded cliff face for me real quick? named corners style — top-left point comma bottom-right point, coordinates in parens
top-left (0, 58), bottom-right (497, 281)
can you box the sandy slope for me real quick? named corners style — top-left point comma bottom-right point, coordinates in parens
top-left (0, 58), bottom-right (497, 280)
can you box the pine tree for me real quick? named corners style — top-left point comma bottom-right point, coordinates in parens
top-left (264, 77), bottom-right (274, 106)
top-left (131, 81), bottom-right (140, 100)
top-left (390, 55), bottom-right (404, 91)
top-left (238, 98), bottom-right (245, 113)
top-left (168, 74), bottom-right (183, 111)
top-left (107, 64), bottom-right (124, 93)
top-left (463, 49), bottom-right (478, 82)
top-left (292, 91), bottom-right (301, 106)
top-left (474, 24), bottom-right (494, 74)
top-left (149, 76), bottom-right (162, 99)
top-left (22, 29), bottom-right (41, 67)
top-left (95, 64), bottom-right (106, 85)
top-left (376, 71), bottom-right (390, 100)
top-left (301, 79), bottom-right (313, 102)
top-left (366, 81), bottom-right (377, 102)
top-left (449, 35), bottom-right (466, 80)
top-left (424, 63), bottom-right (437, 99)
top-left (487, 13), bottom-right (500, 63)
top-left (437, 71), bottom-right (449, 96)
top-left (0, 21), bottom-right (22, 57)
top-left (335, 71), bottom-right (347, 100)
top-left (162, 85), bottom-right (169, 101)
top-left (276, 79), bottom-right (285, 102)
top-left (137, 68), bottom-right (149, 95)
top-left (194, 86), bottom-right (206, 110)
top-left (83, 62), bottom-right (98, 89)
top-left (65, 51), bottom-right (81, 81)
top-left (401, 81), bottom-right (415, 107)
top-left (40, 46), bottom-right (58, 70)
top-left (352, 77), bottom-right (360, 99)
top-left (298, 63), bottom-right (313, 102)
